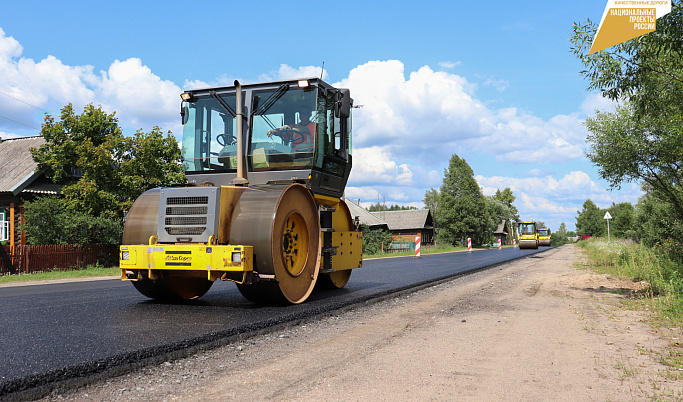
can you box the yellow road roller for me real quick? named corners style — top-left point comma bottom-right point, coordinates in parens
top-left (120, 78), bottom-right (362, 304)
top-left (517, 221), bottom-right (539, 249)
top-left (537, 227), bottom-right (551, 246)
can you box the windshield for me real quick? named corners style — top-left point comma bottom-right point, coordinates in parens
top-left (250, 87), bottom-right (317, 171)
top-left (538, 229), bottom-right (550, 236)
top-left (181, 87), bottom-right (320, 174)
top-left (181, 93), bottom-right (240, 173)
top-left (518, 223), bottom-right (536, 235)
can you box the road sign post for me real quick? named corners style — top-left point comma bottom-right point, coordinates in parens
top-left (603, 211), bottom-right (612, 242)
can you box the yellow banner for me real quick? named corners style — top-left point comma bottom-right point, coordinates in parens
top-left (589, 1), bottom-right (671, 54)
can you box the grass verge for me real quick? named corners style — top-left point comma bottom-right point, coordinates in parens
top-left (0, 265), bottom-right (119, 285)
top-left (578, 237), bottom-right (683, 375)
top-left (577, 237), bottom-right (683, 324)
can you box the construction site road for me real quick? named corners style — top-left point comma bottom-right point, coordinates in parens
top-left (1, 246), bottom-right (547, 399)
top-left (37, 244), bottom-right (683, 401)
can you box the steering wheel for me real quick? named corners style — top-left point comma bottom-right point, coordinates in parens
top-left (216, 134), bottom-right (237, 146)
top-left (280, 129), bottom-right (305, 145)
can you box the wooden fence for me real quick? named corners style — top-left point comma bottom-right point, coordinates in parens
top-left (0, 244), bottom-right (119, 275)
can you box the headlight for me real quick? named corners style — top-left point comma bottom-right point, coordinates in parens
top-left (232, 252), bottom-right (242, 263)
top-left (121, 251), bottom-right (130, 261)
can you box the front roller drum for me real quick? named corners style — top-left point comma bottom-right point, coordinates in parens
top-left (518, 240), bottom-right (538, 250)
top-left (122, 188), bottom-right (213, 301)
top-left (233, 184), bottom-right (320, 304)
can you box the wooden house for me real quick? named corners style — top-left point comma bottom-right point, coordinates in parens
top-left (0, 136), bottom-right (61, 250)
top-left (492, 220), bottom-right (513, 245)
top-left (370, 209), bottom-right (435, 245)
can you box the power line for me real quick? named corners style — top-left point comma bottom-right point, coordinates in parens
top-left (0, 115), bottom-right (40, 130)
top-left (0, 90), bottom-right (50, 113)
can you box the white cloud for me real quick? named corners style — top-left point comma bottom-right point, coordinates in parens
top-left (0, 29), bottom-right (182, 136)
top-left (351, 146), bottom-right (414, 185)
top-left (475, 171), bottom-right (644, 231)
top-left (336, 60), bottom-right (488, 166)
top-left (483, 77), bottom-right (509, 92)
top-left (258, 64), bottom-right (327, 82)
top-left (0, 131), bottom-right (23, 140)
top-left (438, 61), bottom-right (462, 69)
top-left (0, 31), bottom-right (638, 232)
top-left (334, 60), bottom-right (589, 174)
top-left (97, 58), bottom-right (181, 131)
top-left (581, 92), bottom-right (618, 115)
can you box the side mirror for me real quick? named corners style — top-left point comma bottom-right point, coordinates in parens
top-left (335, 89), bottom-right (351, 118)
top-left (180, 101), bottom-right (188, 125)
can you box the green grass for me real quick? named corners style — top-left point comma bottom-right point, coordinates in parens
top-left (0, 265), bottom-right (119, 284)
top-left (578, 237), bottom-right (683, 325)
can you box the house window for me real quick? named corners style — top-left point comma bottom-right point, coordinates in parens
top-left (0, 211), bottom-right (8, 242)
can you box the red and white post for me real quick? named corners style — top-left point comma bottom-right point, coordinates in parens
top-left (467, 238), bottom-right (472, 252)
top-left (513, 239), bottom-right (517, 248)
top-left (498, 238), bottom-right (502, 250)
top-left (414, 235), bottom-right (421, 258)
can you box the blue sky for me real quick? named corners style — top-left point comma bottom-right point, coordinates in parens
top-left (0, 1), bottom-right (642, 231)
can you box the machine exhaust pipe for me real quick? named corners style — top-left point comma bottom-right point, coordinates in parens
top-left (233, 80), bottom-right (249, 185)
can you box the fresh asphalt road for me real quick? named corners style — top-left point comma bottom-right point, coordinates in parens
top-left (0, 246), bottom-right (549, 396)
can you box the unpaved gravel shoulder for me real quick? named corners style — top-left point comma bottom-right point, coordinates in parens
top-left (44, 245), bottom-right (683, 401)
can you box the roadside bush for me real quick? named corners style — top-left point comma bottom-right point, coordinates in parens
top-left (361, 225), bottom-right (393, 255)
top-left (23, 196), bottom-right (122, 245)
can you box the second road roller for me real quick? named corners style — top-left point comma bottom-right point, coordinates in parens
top-left (517, 221), bottom-right (539, 249)
top-left (120, 78), bottom-right (362, 304)
top-left (537, 227), bottom-right (551, 246)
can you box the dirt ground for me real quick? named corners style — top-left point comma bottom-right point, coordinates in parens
top-left (43, 245), bottom-right (683, 401)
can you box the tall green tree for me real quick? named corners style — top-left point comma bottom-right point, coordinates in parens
top-left (423, 187), bottom-right (440, 234)
top-left (576, 199), bottom-right (606, 237)
top-left (367, 203), bottom-right (417, 212)
top-left (31, 103), bottom-right (185, 219)
top-left (607, 202), bottom-right (635, 239)
top-left (571, 3), bottom-right (683, 118)
top-left (583, 104), bottom-right (683, 223)
top-left (26, 103), bottom-right (185, 245)
top-left (634, 190), bottom-right (683, 249)
top-left (551, 222), bottom-right (569, 246)
top-left (437, 154), bottom-right (488, 246)
top-left (492, 188), bottom-right (520, 223)
top-left (571, 3), bottom-right (683, 243)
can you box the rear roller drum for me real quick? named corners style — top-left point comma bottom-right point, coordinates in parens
top-left (231, 184), bottom-right (320, 304)
top-left (316, 270), bottom-right (352, 289)
top-left (269, 186), bottom-right (320, 303)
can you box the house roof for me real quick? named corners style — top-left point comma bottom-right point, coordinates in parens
top-left (493, 220), bottom-right (509, 235)
top-left (370, 209), bottom-right (433, 231)
top-left (0, 136), bottom-right (51, 195)
top-left (344, 199), bottom-right (388, 230)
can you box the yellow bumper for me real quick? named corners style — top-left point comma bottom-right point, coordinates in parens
top-left (120, 244), bottom-right (253, 281)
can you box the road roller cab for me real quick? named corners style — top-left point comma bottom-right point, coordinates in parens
top-left (538, 227), bottom-right (551, 246)
top-left (517, 221), bottom-right (539, 249)
top-left (120, 79), bottom-right (362, 304)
